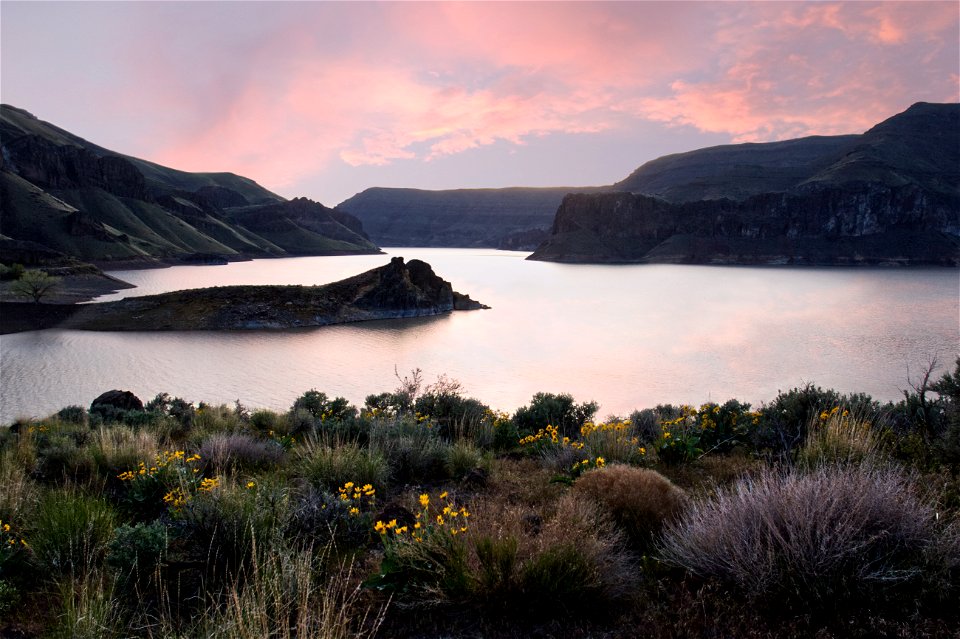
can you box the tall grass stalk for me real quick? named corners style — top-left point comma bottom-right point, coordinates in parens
top-left (204, 543), bottom-right (386, 639)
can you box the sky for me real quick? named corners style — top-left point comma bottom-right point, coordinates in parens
top-left (2, 1), bottom-right (958, 207)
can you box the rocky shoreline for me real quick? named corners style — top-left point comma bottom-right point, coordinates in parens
top-left (0, 257), bottom-right (487, 333)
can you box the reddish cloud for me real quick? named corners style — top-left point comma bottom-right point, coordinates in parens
top-left (23, 1), bottom-right (952, 193)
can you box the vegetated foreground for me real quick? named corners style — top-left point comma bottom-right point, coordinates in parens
top-left (1, 362), bottom-right (958, 638)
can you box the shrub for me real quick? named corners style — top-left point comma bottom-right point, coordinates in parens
top-left (796, 407), bottom-right (881, 468)
top-left (30, 492), bottom-right (117, 576)
top-left (89, 426), bottom-right (158, 478)
top-left (292, 390), bottom-right (357, 424)
top-left (753, 386), bottom-right (876, 457)
top-left (250, 409), bottom-right (285, 434)
top-left (368, 418), bottom-right (451, 484)
top-left (199, 433), bottom-right (285, 473)
top-left (573, 464), bottom-right (687, 549)
top-left (180, 480), bottom-right (290, 579)
top-left (287, 486), bottom-right (375, 549)
top-left (513, 392), bottom-right (598, 439)
top-left (517, 494), bottom-right (635, 618)
top-left (446, 440), bottom-right (484, 480)
top-left (55, 406), bottom-right (88, 426)
top-left (297, 440), bottom-right (389, 492)
top-left (413, 391), bottom-right (489, 438)
top-left (106, 521), bottom-right (168, 588)
top-left (659, 464), bottom-right (948, 615)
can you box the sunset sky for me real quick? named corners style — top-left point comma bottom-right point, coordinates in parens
top-left (2, 1), bottom-right (958, 206)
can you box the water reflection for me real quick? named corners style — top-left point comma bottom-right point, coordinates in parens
top-left (2, 249), bottom-right (957, 424)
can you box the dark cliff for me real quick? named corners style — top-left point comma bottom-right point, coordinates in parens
top-left (530, 103), bottom-right (960, 265)
top-left (0, 105), bottom-right (380, 265)
top-left (336, 186), bottom-right (602, 248)
top-left (60, 257), bottom-right (487, 331)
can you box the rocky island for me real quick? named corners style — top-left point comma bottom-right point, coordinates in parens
top-left (3, 258), bottom-right (486, 332)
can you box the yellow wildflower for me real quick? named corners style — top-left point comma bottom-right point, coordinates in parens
top-left (419, 493), bottom-right (430, 508)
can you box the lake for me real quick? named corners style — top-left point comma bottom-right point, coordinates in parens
top-left (1, 248), bottom-right (957, 424)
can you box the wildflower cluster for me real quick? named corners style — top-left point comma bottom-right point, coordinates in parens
top-left (0, 519), bottom-right (27, 551)
top-left (375, 490), bottom-right (470, 543)
top-left (519, 424), bottom-right (582, 451)
top-left (819, 406), bottom-right (850, 421)
top-left (579, 420), bottom-right (647, 461)
top-left (338, 481), bottom-right (376, 517)
top-left (657, 406), bottom-right (703, 464)
top-left (116, 450), bottom-right (215, 513)
top-left (570, 455), bottom-right (606, 478)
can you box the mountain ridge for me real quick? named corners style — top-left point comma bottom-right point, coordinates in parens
top-left (529, 102), bottom-right (960, 265)
top-left (0, 105), bottom-right (381, 266)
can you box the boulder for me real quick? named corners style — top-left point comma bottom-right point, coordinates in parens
top-left (90, 389), bottom-right (144, 413)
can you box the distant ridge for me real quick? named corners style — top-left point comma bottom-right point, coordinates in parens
top-left (0, 105), bottom-right (380, 265)
top-left (529, 102), bottom-right (960, 266)
top-left (336, 186), bottom-right (603, 249)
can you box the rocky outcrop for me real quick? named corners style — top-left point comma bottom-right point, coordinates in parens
top-left (60, 257), bottom-right (487, 331)
top-left (530, 103), bottom-right (960, 265)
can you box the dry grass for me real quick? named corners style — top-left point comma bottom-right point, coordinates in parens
top-left (573, 464), bottom-right (688, 548)
top-left (201, 545), bottom-right (386, 639)
top-left (659, 464), bottom-right (944, 614)
top-left (199, 433), bottom-right (285, 473)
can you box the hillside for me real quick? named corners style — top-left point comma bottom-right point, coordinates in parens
top-left (336, 186), bottom-right (603, 249)
top-left (0, 105), bottom-right (380, 265)
top-left (530, 103), bottom-right (960, 265)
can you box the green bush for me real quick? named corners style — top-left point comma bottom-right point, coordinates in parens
top-left (297, 440), bottom-right (388, 493)
top-left (106, 521), bottom-right (168, 587)
top-left (513, 392), bottom-right (598, 439)
top-left (180, 480), bottom-right (290, 579)
top-left (30, 492), bottom-right (117, 576)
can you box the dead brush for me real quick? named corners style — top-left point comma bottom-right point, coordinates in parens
top-left (573, 464), bottom-right (688, 549)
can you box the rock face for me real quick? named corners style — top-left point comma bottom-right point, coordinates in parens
top-left (62, 257), bottom-right (488, 331)
top-left (530, 103), bottom-right (960, 265)
top-left (336, 186), bottom-right (602, 248)
top-left (0, 104), bottom-right (380, 264)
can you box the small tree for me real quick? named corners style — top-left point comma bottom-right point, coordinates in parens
top-left (10, 269), bottom-right (60, 303)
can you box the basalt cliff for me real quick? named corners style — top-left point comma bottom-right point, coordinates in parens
top-left (53, 257), bottom-right (486, 331)
top-left (529, 102), bottom-right (959, 265)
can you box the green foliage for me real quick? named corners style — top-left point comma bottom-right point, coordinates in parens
top-left (0, 262), bottom-right (25, 281)
top-left (180, 480), bottom-right (290, 579)
top-left (293, 389), bottom-right (357, 423)
top-left (0, 578), bottom-right (19, 619)
top-left (56, 405), bottom-right (88, 426)
top-left (752, 386), bottom-right (877, 457)
top-left (30, 492), bottom-right (117, 576)
top-left (472, 535), bottom-right (520, 607)
top-left (10, 268), bottom-right (60, 302)
top-left (513, 392), bottom-right (598, 438)
top-left (287, 487), bottom-right (374, 549)
top-left (297, 440), bottom-right (388, 493)
top-left (445, 440), bottom-right (485, 480)
top-left (106, 521), bottom-right (168, 586)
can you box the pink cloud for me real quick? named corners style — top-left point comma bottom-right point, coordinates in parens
top-left (93, 1), bottom-right (958, 193)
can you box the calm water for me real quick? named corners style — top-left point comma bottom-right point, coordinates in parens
top-left (1, 249), bottom-right (957, 424)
